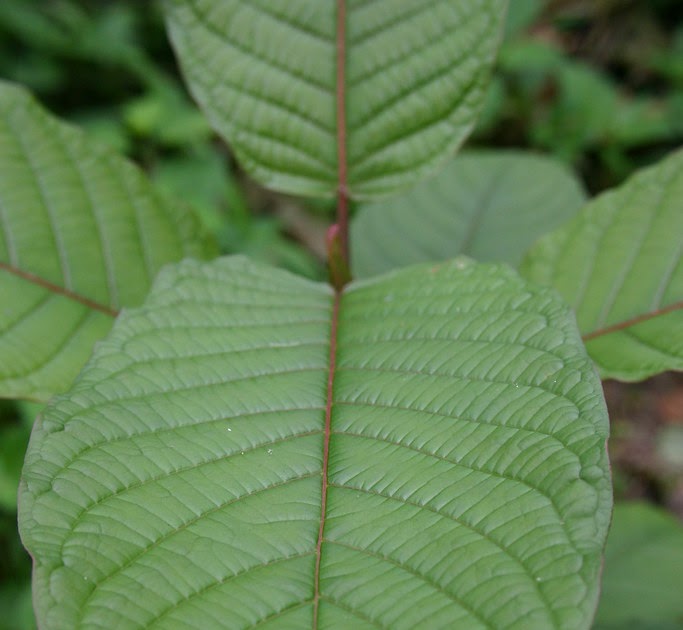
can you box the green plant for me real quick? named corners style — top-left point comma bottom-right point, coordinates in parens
top-left (471, 1), bottom-right (683, 191)
top-left (1, 1), bottom-right (682, 628)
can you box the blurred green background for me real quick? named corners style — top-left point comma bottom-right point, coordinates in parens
top-left (1, 1), bottom-right (683, 628)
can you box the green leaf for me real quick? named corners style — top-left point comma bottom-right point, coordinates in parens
top-left (520, 148), bottom-right (683, 381)
top-left (503, 0), bottom-right (542, 39)
top-left (164, 0), bottom-right (507, 199)
top-left (528, 62), bottom-right (674, 161)
top-left (351, 151), bottom-right (586, 278)
top-left (0, 421), bottom-right (30, 512)
top-left (594, 503), bottom-right (683, 629)
top-left (20, 256), bottom-right (611, 629)
top-left (123, 86), bottom-right (212, 148)
top-left (0, 582), bottom-right (36, 630)
top-left (0, 401), bottom-right (41, 512)
top-left (0, 80), bottom-right (214, 402)
top-left (0, 508), bottom-right (34, 629)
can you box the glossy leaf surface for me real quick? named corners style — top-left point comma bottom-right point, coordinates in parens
top-left (21, 256), bottom-right (611, 629)
top-left (351, 151), bottom-right (586, 278)
top-left (164, 0), bottom-right (506, 199)
top-left (595, 503), bottom-right (683, 629)
top-left (521, 148), bottom-right (683, 381)
top-left (0, 81), bottom-right (212, 401)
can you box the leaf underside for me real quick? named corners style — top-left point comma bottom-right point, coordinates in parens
top-left (351, 150), bottom-right (586, 278)
top-left (521, 148), bottom-right (683, 381)
top-left (0, 80), bottom-right (212, 401)
top-left (164, 0), bottom-right (506, 199)
top-left (20, 256), bottom-right (611, 629)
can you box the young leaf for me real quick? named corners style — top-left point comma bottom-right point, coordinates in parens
top-left (521, 148), bottom-right (683, 381)
top-left (164, 0), bottom-right (507, 199)
top-left (0, 80), bottom-right (213, 402)
top-left (20, 256), bottom-right (611, 629)
top-left (351, 150), bottom-right (586, 278)
top-left (595, 503), bottom-right (683, 629)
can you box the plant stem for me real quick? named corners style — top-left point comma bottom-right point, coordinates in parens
top-left (326, 224), bottom-right (351, 290)
top-left (335, 0), bottom-right (350, 273)
top-left (312, 290), bottom-right (341, 629)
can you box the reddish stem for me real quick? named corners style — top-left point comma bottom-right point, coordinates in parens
top-left (312, 291), bottom-right (341, 628)
top-left (335, 0), bottom-right (350, 271)
top-left (313, 3), bottom-right (349, 624)
top-left (326, 224), bottom-right (351, 290)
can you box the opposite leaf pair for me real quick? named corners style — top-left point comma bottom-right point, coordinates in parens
top-left (6, 1), bottom-right (682, 628)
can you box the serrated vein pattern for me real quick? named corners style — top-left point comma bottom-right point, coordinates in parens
top-left (20, 257), bottom-right (611, 629)
top-left (165, 0), bottom-right (506, 198)
top-left (521, 147), bottom-right (683, 380)
top-left (0, 81), bottom-right (208, 400)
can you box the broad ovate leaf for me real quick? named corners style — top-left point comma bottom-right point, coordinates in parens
top-left (521, 148), bottom-right (683, 381)
top-left (20, 256), bottom-right (611, 629)
top-left (351, 150), bottom-right (586, 278)
top-left (595, 503), bottom-right (683, 629)
top-left (164, 0), bottom-right (506, 199)
top-left (0, 80), bottom-right (213, 401)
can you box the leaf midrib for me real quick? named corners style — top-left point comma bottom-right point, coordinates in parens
top-left (0, 261), bottom-right (118, 317)
top-left (582, 299), bottom-right (683, 341)
top-left (313, 290), bottom-right (341, 627)
top-left (314, 0), bottom-right (348, 621)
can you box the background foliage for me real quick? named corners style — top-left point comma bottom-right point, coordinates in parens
top-left (1, 1), bottom-right (683, 628)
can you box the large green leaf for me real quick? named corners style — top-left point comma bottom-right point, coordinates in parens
top-left (521, 148), bottom-right (683, 381)
top-left (164, 0), bottom-right (506, 199)
top-left (20, 256), bottom-right (611, 629)
top-left (351, 150), bottom-right (586, 278)
top-left (0, 80), bottom-right (213, 402)
top-left (594, 503), bottom-right (683, 629)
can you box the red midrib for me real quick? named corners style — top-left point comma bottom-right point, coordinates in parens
top-left (313, 1), bottom-right (348, 626)
top-left (582, 300), bottom-right (683, 341)
top-left (334, 0), bottom-right (349, 265)
top-left (0, 261), bottom-right (118, 317)
top-left (312, 290), bottom-right (341, 627)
